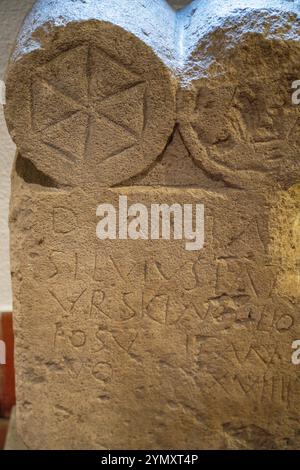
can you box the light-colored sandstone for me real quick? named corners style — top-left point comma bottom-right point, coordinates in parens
top-left (4, 0), bottom-right (300, 449)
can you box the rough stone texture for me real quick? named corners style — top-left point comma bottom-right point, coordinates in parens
top-left (4, 0), bottom-right (300, 449)
top-left (4, 408), bottom-right (27, 450)
top-left (0, 0), bottom-right (35, 312)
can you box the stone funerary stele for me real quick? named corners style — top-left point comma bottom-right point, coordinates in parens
top-left (4, 0), bottom-right (300, 449)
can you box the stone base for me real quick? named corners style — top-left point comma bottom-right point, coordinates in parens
top-left (4, 408), bottom-right (27, 450)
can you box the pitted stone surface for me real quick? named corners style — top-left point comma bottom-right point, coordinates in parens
top-left (5, 0), bottom-right (300, 450)
top-left (6, 24), bottom-right (176, 186)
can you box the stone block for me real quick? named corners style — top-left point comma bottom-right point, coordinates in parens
top-left (4, 0), bottom-right (300, 449)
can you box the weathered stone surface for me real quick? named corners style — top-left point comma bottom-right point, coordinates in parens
top-left (4, 408), bottom-right (27, 450)
top-left (5, 1), bottom-right (176, 187)
top-left (4, 0), bottom-right (300, 449)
